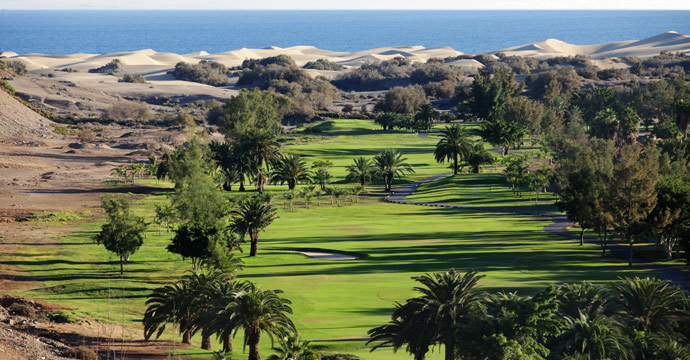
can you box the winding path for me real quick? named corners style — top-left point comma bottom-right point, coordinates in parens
top-left (385, 173), bottom-right (688, 290)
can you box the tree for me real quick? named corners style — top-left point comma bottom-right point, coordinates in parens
top-left (434, 125), bottom-right (472, 175)
top-left (147, 154), bottom-right (159, 183)
top-left (675, 98), bottom-right (690, 141)
top-left (375, 112), bottom-right (401, 131)
top-left (230, 195), bottom-right (278, 257)
top-left (153, 203), bottom-right (174, 236)
top-left (345, 157), bottom-right (374, 186)
top-left (618, 107), bottom-right (641, 145)
top-left (193, 281), bottom-right (295, 360)
top-left (414, 103), bottom-right (439, 131)
top-left (647, 176), bottom-right (690, 260)
top-left (555, 139), bottom-right (614, 247)
top-left (613, 277), bottom-right (689, 338)
top-left (168, 222), bottom-right (236, 271)
top-left (504, 95), bottom-right (544, 138)
top-left (557, 282), bottom-right (614, 320)
top-left (529, 165), bottom-right (553, 204)
top-left (588, 108), bottom-right (619, 141)
top-left (468, 68), bottom-right (522, 121)
top-left (554, 312), bottom-right (631, 360)
top-left (270, 154), bottom-right (312, 190)
top-left (503, 155), bottom-right (529, 196)
top-left (373, 149), bottom-right (415, 192)
top-left (267, 334), bottom-right (318, 360)
top-left (377, 85), bottom-right (427, 114)
top-left (212, 88), bottom-right (289, 138)
top-left (409, 269), bottom-right (485, 360)
top-left (311, 160), bottom-right (333, 191)
top-left (94, 196), bottom-right (146, 275)
top-left (368, 301), bottom-right (435, 360)
top-left (465, 143), bottom-right (494, 174)
top-left (608, 145), bottom-right (659, 266)
top-left (479, 118), bottom-right (526, 156)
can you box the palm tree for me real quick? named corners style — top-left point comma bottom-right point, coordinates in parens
top-left (345, 157), bottom-right (374, 186)
top-left (195, 281), bottom-right (295, 360)
top-left (414, 103), bottom-right (440, 131)
top-left (373, 149), bottom-right (415, 192)
top-left (230, 195), bottom-right (278, 257)
top-left (270, 154), bottom-right (312, 190)
top-left (434, 125), bottom-right (472, 175)
top-left (368, 301), bottom-right (435, 360)
top-left (254, 170), bottom-right (268, 194)
top-left (143, 281), bottom-right (194, 344)
top-left (557, 282), bottom-right (613, 319)
top-left (613, 277), bottom-right (689, 337)
top-left (240, 129), bottom-right (282, 169)
top-left (267, 333), bottom-right (318, 360)
top-left (465, 143), bottom-right (494, 174)
top-left (410, 269), bottom-right (484, 360)
top-left (555, 312), bottom-right (631, 360)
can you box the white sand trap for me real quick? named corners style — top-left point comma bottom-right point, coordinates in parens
top-left (293, 251), bottom-right (359, 261)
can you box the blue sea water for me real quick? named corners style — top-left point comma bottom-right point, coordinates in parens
top-left (1, 10), bottom-right (689, 55)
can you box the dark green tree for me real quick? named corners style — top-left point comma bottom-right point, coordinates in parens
top-left (345, 157), bottom-right (374, 186)
top-left (94, 196), bottom-right (147, 275)
top-left (373, 149), bottom-right (415, 192)
top-left (230, 195), bottom-right (278, 257)
top-left (434, 124), bottom-right (472, 175)
top-left (270, 154), bottom-right (312, 190)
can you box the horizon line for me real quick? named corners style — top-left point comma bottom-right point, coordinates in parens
top-left (2, 8), bottom-right (690, 11)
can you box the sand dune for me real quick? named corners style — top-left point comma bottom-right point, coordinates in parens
top-left (5, 32), bottom-right (689, 72)
top-left (493, 31), bottom-right (690, 59)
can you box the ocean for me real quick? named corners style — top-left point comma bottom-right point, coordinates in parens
top-left (1, 10), bottom-right (690, 55)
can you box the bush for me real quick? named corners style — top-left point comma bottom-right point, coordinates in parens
top-left (119, 73), bottom-right (147, 83)
top-left (410, 62), bottom-right (460, 84)
top-left (77, 128), bottom-right (95, 143)
top-left (240, 55), bottom-right (296, 70)
top-left (376, 85), bottom-right (427, 114)
top-left (102, 102), bottom-right (152, 123)
top-left (57, 67), bottom-right (78, 73)
top-left (8, 303), bottom-right (38, 319)
top-left (333, 57), bottom-right (412, 91)
top-left (1, 79), bottom-right (15, 95)
top-left (303, 58), bottom-right (344, 70)
top-left (321, 355), bottom-right (360, 360)
top-left (88, 59), bottom-right (123, 73)
top-left (423, 80), bottom-right (456, 99)
top-left (171, 60), bottom-right (230, 86)
top-left (47, 310), bottom-right (77, 323)
top-left (64, 346), bottom-right (98, 360)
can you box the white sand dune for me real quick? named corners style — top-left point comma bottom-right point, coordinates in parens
top-left (493, 31), bottom-right (690, 59)
top-left (5, 32), bottom-right (689, 72)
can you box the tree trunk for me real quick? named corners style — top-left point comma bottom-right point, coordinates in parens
top-left (250, 235), bottom-right (258, 257)
top-left (120, 256), bottom-right (124, 275)
top-left (579, 228), bottom-right (585, 246)
top-left (201, 334), bottom-right (212, 350)
top-left (248, 328), bottom-right (261, 360)
top-left (444, 336), bottom-right (454, 360)
top-left (473, 164), bottom-right (480, 173)
top-left (180, 319), bottom-right (192, 344)
top-left (239, 181), bottom-right (246, 192)
top-left (602, 228), bottom-right (607, 257)
top-left (628, 233), bottom-right (633, 267)
top-left (223, 334), bottom-right (233, 352)
top-left (453, 154), bottom-right (458, 175)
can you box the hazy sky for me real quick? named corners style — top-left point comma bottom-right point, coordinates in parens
top-left (0, 0), bottom-right (688, 10)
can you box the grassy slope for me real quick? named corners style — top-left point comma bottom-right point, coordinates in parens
top-left (6, 120), bottom-right (656, 359)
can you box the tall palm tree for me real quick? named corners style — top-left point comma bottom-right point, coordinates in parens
top-left (143, 281), bottom-right (193, 344)
top-left (613, 277), bottom-right (689, 337)
top-left (270, 154), bottom-right (312, 190)
top-left (414, 103), bottom-right (440, 131)
top-left (434, 125), bottom-right (472, 175)
top-left (345, 157), bottom-right (374, 186)
top-left (240, 129), bottom-right (282, 169)
top-left (230, 195), bottom-right (278, 257)
top-left (555, 312), bottom-right (632, 360)
top-left (465, 143), bottom-right (494, 174)
top-left (368, 301), bottom-right (435, 360)
top-left (373, 149), bottom-right (415, 192)
top-left (411, 269), bottom-right (484, 360)
top-left (195, 281), bottom-right (295, 360)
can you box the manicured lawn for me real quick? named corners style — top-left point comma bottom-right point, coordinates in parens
top-left (4, 119), bottom-right (657, 359)
top-left (407, 173), bottom-right (562, 214)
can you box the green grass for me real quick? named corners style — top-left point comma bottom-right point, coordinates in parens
top-left (407, 173), bottom-right (561, 214)
top-left (3, 119), bottom-right (660, 359)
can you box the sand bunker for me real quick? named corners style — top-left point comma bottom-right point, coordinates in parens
top-left (293, 250), bottom-right (359, 261)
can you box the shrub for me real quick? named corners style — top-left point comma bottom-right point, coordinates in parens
top-left (2, 60), bottom-right (28, 76)
top-left (102, 102), bottom-right (152, 123)
top-left (304, 58), bottom-right (344, 70)
top-left (240, 55), bottom-right (296, 70)
top-left (410, 62), bottom-right (460, 84)
top-left (342, 104), bottom-right (354, 112)
top-left (321, 355), bottom-right (360, 360)
top-left (64, 346), bottom-right (98, 360)
top-left (77, 128), bottom-right (95, 143)
top-left (119, 73), bottom-right (147, 83)
top-left (8, 303), bottom-right (38, 319)
top-left (171, 60), bottom-right (230, 86)
top-left (47, 310), bottom-right (77, 323)
top-left (1, 79), bottom-right (15, 95)
top-left (375, 85), bottom-right (427, 114)
top-left (423, 80), bottom-right (456, 99)
top-left (57, 67), bottom-right (78, 73)
top-left (333, 57), bottom-right (412, 91)
top-left (88, 59), bottom-right (123, 73)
